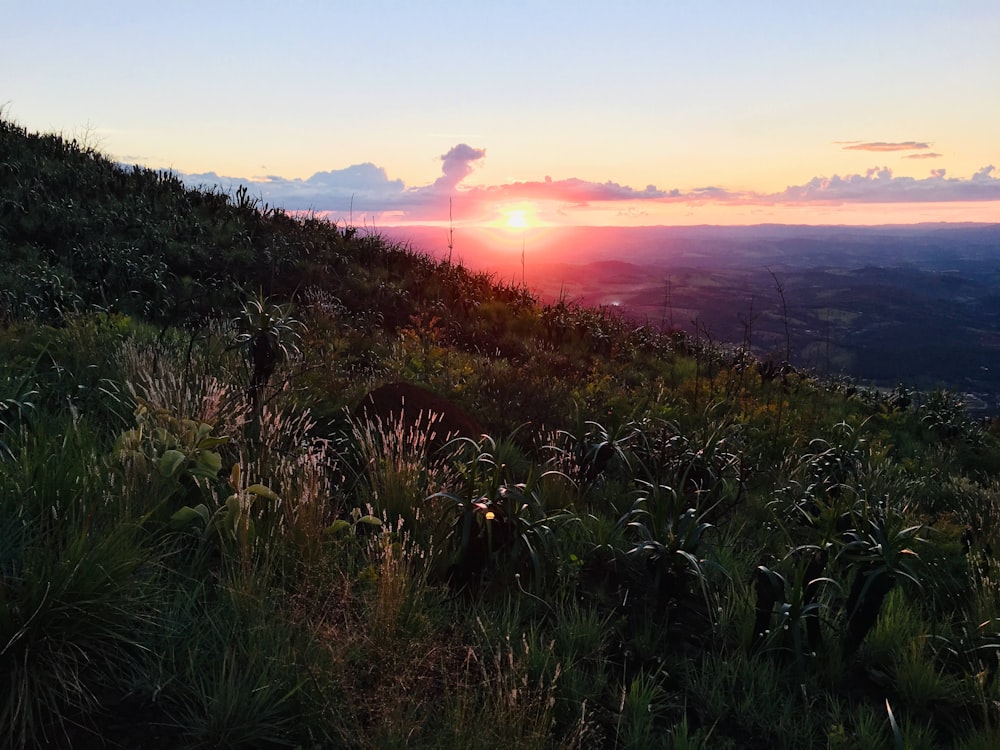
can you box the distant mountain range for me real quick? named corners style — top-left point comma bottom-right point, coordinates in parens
top-left (384, 223), bottom-right (1000, 413)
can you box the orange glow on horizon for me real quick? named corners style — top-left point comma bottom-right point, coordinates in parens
top-left (313, 198), bottom-right (1000, 232)
top-left (492, 203), bottom-right (547, 231)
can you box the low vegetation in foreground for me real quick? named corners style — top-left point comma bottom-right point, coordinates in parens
top-left (2, 116), bottom-right (999, 748)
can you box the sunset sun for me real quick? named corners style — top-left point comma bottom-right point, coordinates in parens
top-left (499, 204), bottom-right (541, 230)
top-left (504, 209), bottom-right (529, 228)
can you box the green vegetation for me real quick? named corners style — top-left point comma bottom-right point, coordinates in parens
top-left (2, 114), bottom-right (999, 748)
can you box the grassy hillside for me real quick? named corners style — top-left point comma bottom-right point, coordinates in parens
top-left (2, 116), bottom-right (999, 748)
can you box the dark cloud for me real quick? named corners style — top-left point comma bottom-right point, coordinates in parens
top-left (842, 141), bottom-right (932, 152)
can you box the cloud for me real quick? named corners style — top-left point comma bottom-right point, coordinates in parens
top-left (172, 145), bottom-right (680, 220)
top-left (768, 165), bottom-right (1000, 203)
top-left (180, 164), bottom-right (406, 212)
top-left (170, 144), bottom-right (1000, 224)
top-left (904, 152), bottom-right (943, 159)
top-left (433, 144), bottom-right (486, 191)
top-left (842, 141), bottom-right (932, 152)
top-left (301, 163), bottom-right (405, 194)
top-left (973, 165), bottom-right (998, 181)
top-left (465, 177), bottom-right (671, 204)
top-left (686, 185), bottom-right (745, 202)
top-left (175, 145), bottom-right (491, 219)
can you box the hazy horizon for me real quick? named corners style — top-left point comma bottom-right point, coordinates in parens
top-left (374, 222), bottom-right (1000, 411)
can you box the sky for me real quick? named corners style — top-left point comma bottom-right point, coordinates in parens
top-left (3, 0), bottom-right (999, 229)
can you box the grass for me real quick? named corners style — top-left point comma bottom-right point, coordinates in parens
top-left (0, 417), bottom-right (157, 747)
top-left (152, 582), bottom-right (312, 749)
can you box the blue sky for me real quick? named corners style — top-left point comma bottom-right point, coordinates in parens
top-left (3, 0), bottom-right (999, 226)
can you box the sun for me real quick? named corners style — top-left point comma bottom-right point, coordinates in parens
top-left (504, 209), bottom-right (529, 229)
top-left (498, 203), bottom-right (544, 230)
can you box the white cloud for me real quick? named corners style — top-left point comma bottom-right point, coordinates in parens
top-left (170, 147), bottom-right (1000, 223)
top-left (769, 165), bottom-right (1000, 204)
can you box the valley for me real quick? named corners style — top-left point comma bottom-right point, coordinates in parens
top-left (386, 223), bottom-right (1000, 412)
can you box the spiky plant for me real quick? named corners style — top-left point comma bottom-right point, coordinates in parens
top-left (233, 291), bottom-right (303, 406)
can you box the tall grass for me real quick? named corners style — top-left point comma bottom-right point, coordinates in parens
top-left (350, 409), bottom-right (455, 534)
top-left (0, 414), bottom-right (157, 748)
